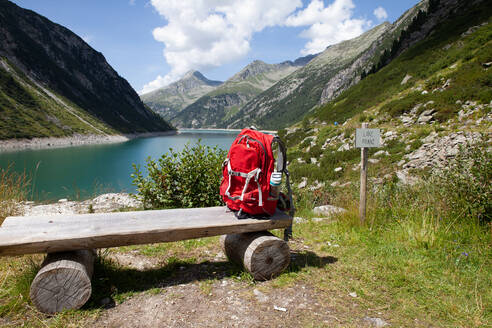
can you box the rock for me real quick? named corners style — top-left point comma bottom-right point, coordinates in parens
top-left (330, 181), bottom-right (340, 187)
top-left (421, 90), bottom-right (428, 95)
top-left (401, 74), bottom-right (412, 85)
top-left (253, 289), bottom-right (269, 303)
top-left (442, 79), bottom-right (451, 88)
top-left (396, 170), bottom-right (418, 185)
top-left (273, 305), bottom-right (287, 312)
top-left (422, 131), bottom-right (438, 143)
top-left (364, 317), bottom-right (389, 327)
top-left (313, 205), bottom-right (347, 217)
top-left (400, 116), bottom-right (414, 126)
top-left (337, 143), bottom-right (350, 151)
top-left (349, 292), bottom-right (357, 298)
top-left (340, 182), bottom-right (352, 187)
top-left (310, 157), bottom-right (318, 164)
top-left (309, 180), bottom-right (325, 191)
top-left (373, 150), bottom-right (389, 157)
top-left (334, 167), bottom-right (343, 172)
top-left (294, 217), bottom-right (305, 223)
top-left (298, 178), bottom-right (308, 189)
top-left (297, 158), bottom-right (306, 164)
top-left (368, 158), bottom-right (379, 164)
top-left (58, 198), bottom-right (68, 203)
top-left (397, 160), bottom-right (406, 167)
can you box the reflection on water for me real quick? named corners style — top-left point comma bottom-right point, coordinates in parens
top-left (0, 131), bottom-right (238, 201)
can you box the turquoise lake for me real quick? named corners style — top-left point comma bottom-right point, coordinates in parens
top-left (0, 130), bottom-right (239, 201)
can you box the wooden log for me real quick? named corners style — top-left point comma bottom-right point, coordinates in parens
top-left (30, 250), bottom-right (95, 314)
top-left (221, 231), bottom-right (290, 280)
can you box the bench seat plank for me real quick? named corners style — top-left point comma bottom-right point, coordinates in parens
top-left (0, 206), bottom-right (291, 256)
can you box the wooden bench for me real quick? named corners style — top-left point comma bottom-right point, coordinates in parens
top-left (0, 206), bottom-right (292, 314)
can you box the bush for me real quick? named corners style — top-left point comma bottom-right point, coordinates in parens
top-left (433, 141), bottom-right (491, 224)
top-left (131, 141), bottom-right (227, 209)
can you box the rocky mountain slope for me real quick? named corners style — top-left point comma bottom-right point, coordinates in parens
top-left (280, 0), bottom-right (491, 191)
top-left (225, 1), bottom-right (434, 131)
top-left (140, 70), bottom-right (222, 121)
top-left (167, 57), bottom-right (315, 128)
top-left (0, 0), bottom-right (173, 140)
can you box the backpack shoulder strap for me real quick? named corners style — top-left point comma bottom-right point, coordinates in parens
top-left (272, 136), bottom-right (295, 241)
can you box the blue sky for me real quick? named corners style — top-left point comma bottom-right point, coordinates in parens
top-left (11, 0), bottom-right (420, 94)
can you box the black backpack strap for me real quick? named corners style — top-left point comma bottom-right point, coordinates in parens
top-left (273, 136), bottom-right (295, 241)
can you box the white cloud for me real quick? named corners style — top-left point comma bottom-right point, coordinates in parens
top-left (141, 0), bottom-right (371, 93)
top-left (285, 0), bottom-right (371, 55)
top-left (373, 6), bottom-right (388, 20)
top-left (141, 0), bottom-right (301, 94)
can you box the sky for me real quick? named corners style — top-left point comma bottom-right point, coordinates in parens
top-left (11, 0), bottom-right (420, 94)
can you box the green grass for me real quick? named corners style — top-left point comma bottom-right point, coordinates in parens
top-left (313, 4), bottom-right (492, 126)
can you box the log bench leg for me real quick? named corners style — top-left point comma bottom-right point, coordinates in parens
top-left (221, 231), bottom-right (290, 281)
top-left (30, 250), bottom-right (95, 314)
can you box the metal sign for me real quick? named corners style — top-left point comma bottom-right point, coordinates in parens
top-left (355, 128), bottom-right (381, 148)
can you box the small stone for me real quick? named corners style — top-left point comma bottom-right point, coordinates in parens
top-left (401, 74), bottom-right (412, 85)
top-left (364, 317), bottom-right (389, 327)
top-left (274, 305), bottom-right (287, 312)
top-left (253, 289), bottom-right (269, 303)
top-left (368, 158), bottom-right (379, 164)
top-left (334, 167), bottom-right (342, 172)
top-left (421, 90), bottom-right (428, 95)
top-left (349, 292), bottom-right (357, 298)
top-left (330, 181), bottom-right (339, 187)
top-left (337, 143), bottom-right (350, 152)
top-left (373, 150), bottom-right (389, 157)
top-left (313, 205), bottom-right (347, 217)
top-left (298, 178), bottom-right (308, 189)
top-left (294, 217), bottom-right (305, 223)
top-left (310, 157), bottom-right (318, 164)
top-left (58, 198), bottom-right (68, 203)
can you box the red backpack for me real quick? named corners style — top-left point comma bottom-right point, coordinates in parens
top-left (219, 128), bottom-right (292, 218)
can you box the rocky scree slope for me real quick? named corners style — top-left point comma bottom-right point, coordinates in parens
top-left (140, 70), bottom-right (222, 121)
top-left (226, 0), bottom-right (437, 131)
top-left (280, 0), bottom-right (491, 191)
top-left (0, 0), bottom-right (172, 139)
top-left (169, 58), bottom-right (314, 128)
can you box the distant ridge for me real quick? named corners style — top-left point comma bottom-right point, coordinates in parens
top-left (140, 70), bottom-right (223, 121)
top-left (168, 54), bottom-right (317, 128)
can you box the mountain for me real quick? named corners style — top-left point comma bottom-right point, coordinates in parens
top-left (170, 56), bottom-right (315, 128)
top-left (140, 70), bottom-right (222, 121)
top-left (280, 0), bottom-right (491, 189)
top-left (225, 1), bottom-right (431, 130)
top-left (0, 0), bottom-right (173, 140)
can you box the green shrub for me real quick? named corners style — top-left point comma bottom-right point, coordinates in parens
top-left (433, 141), bottom-right (491, 224)
top-left (131, 141), bottom-right (227, 209)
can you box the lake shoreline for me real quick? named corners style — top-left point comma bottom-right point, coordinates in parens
top-left (0, 131), bottom-right (178, 153)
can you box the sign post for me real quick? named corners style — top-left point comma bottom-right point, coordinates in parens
top-left (355, 123), bottom-right (380, 224)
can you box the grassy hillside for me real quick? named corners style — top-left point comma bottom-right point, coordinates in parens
top-left (0, 58), bottom-right (116, 139)
top-left (282, 1), bottom-right (491, 187)
top-left (0, 1), bottom-right (173, 138)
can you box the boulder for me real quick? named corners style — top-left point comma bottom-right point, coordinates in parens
top-left (313, 205), bottom-right (347, 218)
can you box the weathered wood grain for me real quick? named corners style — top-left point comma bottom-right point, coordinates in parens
top-left (221, 231), bottom-right (290, 280)
top-left (0, 207), bottom-right (292, 256)
top-left (30, 250), bottom-right (95, 314)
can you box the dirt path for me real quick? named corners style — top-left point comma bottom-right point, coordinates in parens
top-left (88, 241), bottom-right (387, 328)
